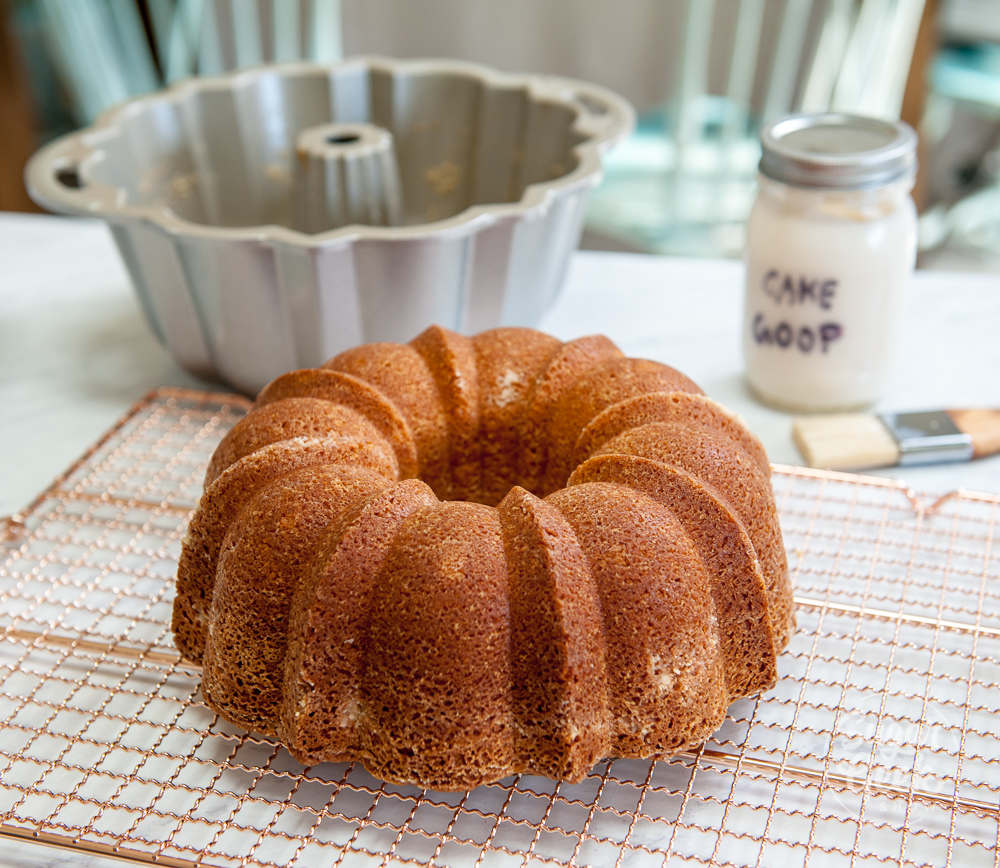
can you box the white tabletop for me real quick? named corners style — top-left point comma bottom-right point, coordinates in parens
top-left (2, 212), bottom-right (999, 521)
top-left (1, 212), bottom-right (999, 867)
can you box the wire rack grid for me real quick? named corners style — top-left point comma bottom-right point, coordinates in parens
top-left (0, 387), bottom-right (998, 868)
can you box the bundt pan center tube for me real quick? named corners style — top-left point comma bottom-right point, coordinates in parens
top-left (25, 57), bottom-right (634, 395)
top-left (173, 324), bottom-right (795, 791)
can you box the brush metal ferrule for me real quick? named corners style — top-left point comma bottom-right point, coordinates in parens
top-left (878, 410), bottom-right (975, 466)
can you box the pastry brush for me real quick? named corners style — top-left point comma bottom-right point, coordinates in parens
top-left (793, 409), bottom-right (1000, 471)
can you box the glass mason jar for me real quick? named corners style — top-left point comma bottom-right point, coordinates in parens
top-left (742, 113), bottom-right (918, 411)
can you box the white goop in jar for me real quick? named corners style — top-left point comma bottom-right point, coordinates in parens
top-left (743, 113), bottom-right (917, 411)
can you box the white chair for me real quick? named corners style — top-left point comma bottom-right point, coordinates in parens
top-left (585, 0), bottom-right (927, 256)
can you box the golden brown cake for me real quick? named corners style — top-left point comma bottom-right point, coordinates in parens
top-left (173, 325), bottom-right (794, 790)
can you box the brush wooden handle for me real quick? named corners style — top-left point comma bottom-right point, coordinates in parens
top-left (948, 409), bottom-right (1000, 459)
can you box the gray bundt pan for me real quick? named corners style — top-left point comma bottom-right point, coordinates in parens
top-left (26, 57), bottom-right (634, 394)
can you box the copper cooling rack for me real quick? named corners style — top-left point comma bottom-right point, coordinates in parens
top-left (1, 387), bottom-right (998, 867)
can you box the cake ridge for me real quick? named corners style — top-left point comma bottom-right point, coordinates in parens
top-left (280, 478), bottom-right (439, 763)
top-left (409, 325), bottom-right (481, 501)
top-left (324, 341), bottom-right (450, 496)
top-left (541, 355), bottom-right (704, 493)
top-left (256, 368), bottom-right (420, 479)
top-left (569, 453), bottom-right (780, 698)
top-left (204, 396), bottom-right (398, 486)
top-left (515, 334), bottom-right (624, 497)
top-left (473, 328), bottom-right (562, 505)
top-left (173, 435), bottom-right (398, 663)
top-left (545, 480), bottom-right (730, 756)
top-left (593, 421), bottom-right (794, 646)
top-left (498, 485), bottom-right (610, 779)
top-left (360, 500), bottom-right (516, 789)
top-left (201, 464), bottom-right (391, 734)
top-left (574, 391), bottom-right (771, 475)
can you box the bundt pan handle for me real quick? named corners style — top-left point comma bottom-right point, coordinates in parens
top-left (24, 59), bottom-right (635, 395)
top-left (24, 129), bottom-right (122, 218)
top-left (564, 81), bottom-right (636, 152)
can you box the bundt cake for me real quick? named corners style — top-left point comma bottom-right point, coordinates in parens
top-left (174, 325), bottom-right (794, 790)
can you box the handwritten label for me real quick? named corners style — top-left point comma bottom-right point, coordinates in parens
top-left (762, 270), bottom-right (837, 309)
top-left (751, 269), bottom-right (844, 354)
top-left (752, 315), bottom-right (843, 352)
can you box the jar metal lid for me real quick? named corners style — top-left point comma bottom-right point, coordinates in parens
top-left (759, 113), bottom-right (917, 190)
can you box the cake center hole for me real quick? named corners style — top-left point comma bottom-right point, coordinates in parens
top-left (326, 133), bottom-right (361, 145)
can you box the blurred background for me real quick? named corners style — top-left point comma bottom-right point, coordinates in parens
top-left (2, 0), bottom-right (999, 271)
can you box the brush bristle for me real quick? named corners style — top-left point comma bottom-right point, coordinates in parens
top-left (792, 414), bottom-right (900, 470)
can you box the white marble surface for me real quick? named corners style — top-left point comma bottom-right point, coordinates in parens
top-left (0, 838), bottom-right (91, 868)
top-left (1, 212), bottom-right (999, 867)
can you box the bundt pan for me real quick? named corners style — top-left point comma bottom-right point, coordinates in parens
top-left (25, 57), bottom-right (634, 394)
